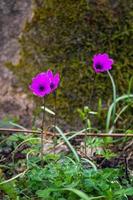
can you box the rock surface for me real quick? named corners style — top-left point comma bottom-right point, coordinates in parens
top-left (0, 0), bottom-right (33, 128)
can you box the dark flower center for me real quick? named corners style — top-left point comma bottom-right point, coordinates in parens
top-left (50, 82), bottom-right (54, 89)
top-left (95, 63), bottom-right (103, 69)
top-left (39, 85), bottom-right (45, 91)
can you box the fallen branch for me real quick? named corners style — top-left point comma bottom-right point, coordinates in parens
top-left (0, 128), bottom-right (132, 137)
top-left (0, 128), bottom-right (41, 134)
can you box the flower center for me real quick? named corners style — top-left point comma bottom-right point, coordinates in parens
top-left (95, 63), bottom-right (103, 69)
top-left (50, 82), bottom-right (54, 89)
top-left (39, 85), bottom-right (45, 91)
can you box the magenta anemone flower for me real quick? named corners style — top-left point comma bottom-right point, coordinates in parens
top-left (29, 72), bottom-right (51, 97)
top-left (93, 53), bottom-right (114, 73)
top-left (46, 69), bottom-right (60, 92)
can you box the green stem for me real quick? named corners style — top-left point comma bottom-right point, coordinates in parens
top-left (53, 91), bottom-right (57, 125)
top-left (107, 71), bottom-right (116, 130)
top-left (84, 131), bottom-right (87, 156)
top-left (84, 119), bottom-right (91, 156)
top-left (41, 97), bottom-right (45, 166)
top-left (53, 91), bottom-right (57, 154)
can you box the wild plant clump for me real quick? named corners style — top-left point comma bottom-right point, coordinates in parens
top-left (0, 53), bottom-right (133, 199)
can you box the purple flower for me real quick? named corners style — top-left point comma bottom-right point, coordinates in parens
top-left (93, 53), bottom-right (114, 73)
top-left (29, 72), bottom-right (51, 97)
top-left (46, 69), bottom-right (60, 92)
top-left (29, 70), bottom-right (60, 97)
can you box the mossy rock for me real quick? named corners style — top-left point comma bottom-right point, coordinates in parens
top-left (7, 0), bottom-right (133, 130)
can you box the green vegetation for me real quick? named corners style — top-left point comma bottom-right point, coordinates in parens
top-left (0, 127), bottom-right (133, 200)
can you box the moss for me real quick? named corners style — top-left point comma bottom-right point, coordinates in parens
top-left (7, 0), bottom-right (133, 129)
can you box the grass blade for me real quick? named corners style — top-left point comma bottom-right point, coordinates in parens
top-left (37, 187), bottom-right (104, 200)
top-left (106, 94), bottom-right (133, 132)
top-left (54, 126), bottom-right (80, 162)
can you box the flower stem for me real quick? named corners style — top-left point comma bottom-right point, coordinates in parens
top-left (41, 97), bottom-right (45, 166)
top-left (53, 91), bottom-right (57, 154)
top-left (84, 131), bottom-right (87, 156)
top-left (84, 119), bottom-right (88, 156)
top-left (107, 71), bottom-right (116, 131)
top-left (54, 91), bottom-right (57, 125)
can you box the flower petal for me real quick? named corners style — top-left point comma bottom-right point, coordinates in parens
top-left (92, 53), bottom-right (114, 73)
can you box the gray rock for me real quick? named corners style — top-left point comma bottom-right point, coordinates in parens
top-left (0, 0), bottom-right (34, 128)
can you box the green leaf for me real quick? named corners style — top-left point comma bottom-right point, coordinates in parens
top-left (0, 178), bottom-right (18, 200)
top-left (37, 187), bottom-right (105, 200)
top-left (115, 188), bottom-right (133, 197)
top-left (126, 129), bottom-right (133, 134)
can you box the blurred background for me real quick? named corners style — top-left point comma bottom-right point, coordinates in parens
top-left (0, 0), bottom-right (133, 131)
